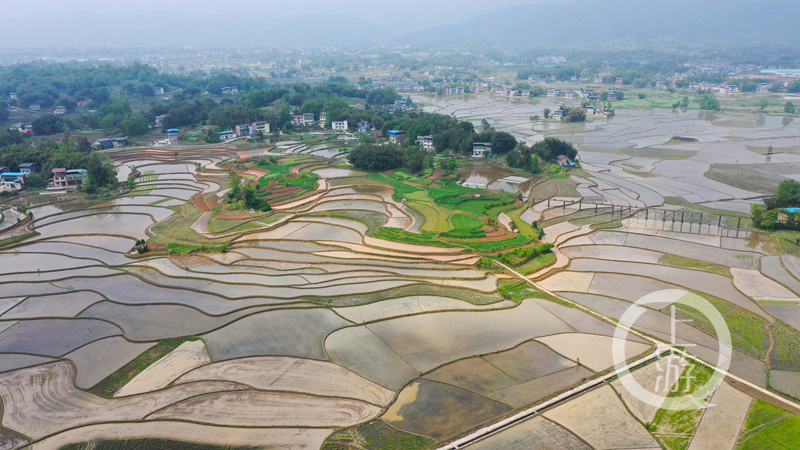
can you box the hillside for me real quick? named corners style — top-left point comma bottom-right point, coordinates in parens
top-left (398, 0), bottom-right (800, 48)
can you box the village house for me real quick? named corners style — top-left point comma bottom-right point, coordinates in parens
top-left (521, 90), bottom-right (531, 98)
top-left (112, 137), bottom-right (128, 148)
top-left (292, 115), bottom-right (304, 126)
top-left (332, 121), bottom-right (348, 131)
top-left (303, 113), bottom-right (315, 126)
top-left (168, 129), bottom-right (179, 145)
top-left (563, 90), bottom-right (575, 99)
top-left (92, 138), bottom-right (113, 150)
top-left (235, 123), bottom-right (253, 136)
top-left (153, 87), bottom-right (165, 95)
top-left (472, 142), bottom-right (492, 158)
top-left (77, 99), bottom-right (91, 107)
top-left (18, 163), bottom-right (35, 174)
top-left (54, 105), bottom-right (67, 115)
top-left (388, 130), bottom-right (407, 144)
top-left (319, 112), bottom-right (327, 123)
top-left (221, 86), bottom-right (239, 95)
top-left (584, 105), bottom-right (596, 115)
top-left (29, 104), bottom-right (41, 111)
top-left (547, 89), bottom-right (560, 98)
top-left (557, 155), bottom-right (573, 166)
top-left (48, 168), bottom-right (88, 190)
top-left (607, 92), bottom-right (618, 101)
top-left (417, 135), bottom-right (435, 151)
top-left (1, 172), bottom-right (27, 191)
top-left (218, 130), bottom-right (235, 140)
top-left (9, 93), bottom-right (17, 100)
top-left (551, 109), bottom-right (564, 120)
top-left (253, 121), bottom-right (270, 135)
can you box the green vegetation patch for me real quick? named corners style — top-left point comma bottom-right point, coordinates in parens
top-left (670, 294), bottom-right (767, 360)
top-left (166, 243), bottom-right (228, 254)
top-left (659, 253), bottom-right (731, 277)
top-left (89, 337), bottom-right (200, 398)
top-left (148, 198), bottom-right (170, 206)
top-left (770, 321), bottom-right (800, 371)
top-left (705, 164), bottom-right (784, 194)
top-left (322, 421), bottom-right (434, 450)
top-left (464, 233), bottom-right (531, 252)
top-left (455, 199), bottom-right (492, 215)
top-left (450, 214), bottom-right (486, 229)
top-left (650, 363), bottom-right (716, 450)
top-left (513, 251), bottom-right (557, 275)
top-left (737, 400), bottom-right (800, 450)
top-left (372, 227), bottom-right (452, 247)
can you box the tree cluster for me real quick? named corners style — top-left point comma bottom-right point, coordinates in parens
top-left (227, 173), bottom-right (271, 212)
top-left (506, 137), bottom-right (578, 172)
top-left (347, 143), bottom-right (432, 173)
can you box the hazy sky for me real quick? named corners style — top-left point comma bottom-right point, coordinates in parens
top-left (7, 0), bottom-right (560, 30)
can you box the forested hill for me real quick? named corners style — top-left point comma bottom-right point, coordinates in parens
top-left (399, 0), bottom-right (800, 48)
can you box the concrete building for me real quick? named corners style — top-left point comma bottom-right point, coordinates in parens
top-left (48, 168), bottom-right (87, 189)
top-left (92, 138), bottom-right (113, 150)
top-left (332, 121), bottom-right (348, 131)
top-left (1, 172), bottom-right (27, 191)
top-left (221, 86), bottom-right (239, 95)
top-left (154, 87), bottom-right (165, 95)
top-left (218, 131), bottom-right (235, 140)
top-left (235, 123), bottom-right (253, 136)
top-left (54, 106), bottom-right (67, 115)
top-left (417, 135), bottom-right (435, 151)
top-left (472, 142), bottom-right (492, 157)
top-left (168, 129), bottom-right (179, 145)
top-left (29, 104), bottom-right (40, 111)
top-left (253, 121), bottom-right (270, 135)
top-left (18, 163), bottom-right (35, 174)
top-left (388, 130), bottom-right (407, 144)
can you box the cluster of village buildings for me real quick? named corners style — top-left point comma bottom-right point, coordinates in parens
top-left (0, 164), bottom-right (88, 192)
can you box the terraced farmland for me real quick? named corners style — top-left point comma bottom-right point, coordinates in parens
top-left (4, 100), bottom-right (800, 450)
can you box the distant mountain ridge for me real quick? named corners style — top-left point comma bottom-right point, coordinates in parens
top-left (397, 0), bottom-right (800, 48)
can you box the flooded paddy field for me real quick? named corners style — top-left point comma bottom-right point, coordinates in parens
top-left (1, 97), bottom-right (800, 450)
